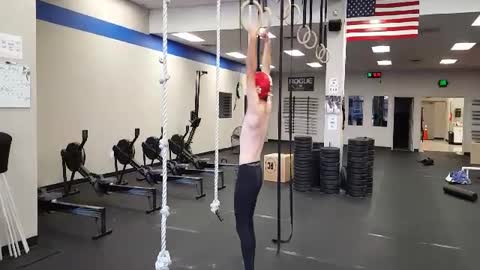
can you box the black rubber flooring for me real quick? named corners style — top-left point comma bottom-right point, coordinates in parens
top-left (2, 143), bottom-right (480, 270)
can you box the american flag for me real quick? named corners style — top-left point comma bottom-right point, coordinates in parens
top-left (346, 0), bottom-right (420, 41)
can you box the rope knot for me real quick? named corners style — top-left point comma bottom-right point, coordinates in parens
top-left (160, 205), bottom-right (170, 217)
top-left (155, 250), bottom-right (171, 270)
top-left (160, 138), bottom-right (169, 156)
top-left (159, 56), bottom-right (170, 85)
top-left (210, 199), bottom-right (220, 213)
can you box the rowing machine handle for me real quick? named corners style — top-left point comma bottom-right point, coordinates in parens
top-left (133, 128), bottom-right (140, 141)
top-left (80, 130), bottom-right (88, 149)
top-left (130, 128), bottom-right (140, 148)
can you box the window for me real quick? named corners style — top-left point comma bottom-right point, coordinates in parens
top-left (372, 96), bottom-right (388, 127)
top-left (219, 92), bottom-right (232, 119)
top-left (348, 96), bottom-right (364, 126)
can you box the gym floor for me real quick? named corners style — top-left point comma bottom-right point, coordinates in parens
top-left (2, 142), bottom-right (480, 270)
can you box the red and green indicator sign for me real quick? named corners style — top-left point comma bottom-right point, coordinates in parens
top-left (367, 72), bottom-right (382, 79)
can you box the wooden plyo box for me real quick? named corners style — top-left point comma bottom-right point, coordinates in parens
top-left (263, 153), bottom-right (293, 183)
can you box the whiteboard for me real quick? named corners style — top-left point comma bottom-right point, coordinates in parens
top-left (0, 62), bottom-right (31, 108)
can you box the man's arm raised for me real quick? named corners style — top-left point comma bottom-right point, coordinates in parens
top-left (246, 31), bottom-right (259, 108)
top-left (261, 32), bottom-right (271, 75)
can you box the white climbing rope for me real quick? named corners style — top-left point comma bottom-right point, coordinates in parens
top-left (210, 0), bottom-right (221, 216)
top-left (155, 0), bottom-right (171, 269)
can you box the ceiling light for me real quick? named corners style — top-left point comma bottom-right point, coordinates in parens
top-left (440, 59), bottom-right (457, 65)
top-left (372, 45), bottom-right (390, 53)
top-left (284, 50), bottom-right (305, 57)
top-left (451, 42), bottom-right (476, 51)
top-left (306, 62), bottom-right (322, 68)
top-left (473, 15), bottom-right (480, 26)
top-left (268, 32), bottom-right (276, 39)
top-left (226, 52), bottom-right (246, 59)
top-left (377, 60), bottom-right (392, 66)
top-left (171, 32), bottom-right (204, 42)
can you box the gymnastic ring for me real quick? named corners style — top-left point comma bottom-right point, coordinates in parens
top-left (276, 0), bottom-right (291, 21)
top-left (304, 31), bottom-right (318, 49)
top-left (260, 6), bottom-right (273, 31)
top-left (296, 25), bottom-right (311, 45)
top-left (316, 43), bottom-right (326, 59)
top-left (241, 0), bottom-right (263, 33)
top-left (285, 3), bottom-right (302, 25)
top-left (316, 43), bottom-right (331, 63)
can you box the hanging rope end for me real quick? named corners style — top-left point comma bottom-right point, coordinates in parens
top-left (155, 250), bottom-right (171, 270)
top-left (210, 199), bottom-right (223, 222)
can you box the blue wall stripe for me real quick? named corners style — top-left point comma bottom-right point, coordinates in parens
top-left (36, 0), bottom-right (244, 73)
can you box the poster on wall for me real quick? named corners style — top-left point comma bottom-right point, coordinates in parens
top-left (0, 33), bottom-right (23, 60)
top-left (325, 96), bottom-right (342, 114)
top-left (288, 77), bottom-right (314, 91)
top-left (327, 115), bottom-right (338, 130)
top-left (0, 62), bottom-right (31, 108)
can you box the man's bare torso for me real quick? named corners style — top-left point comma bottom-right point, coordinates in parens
top-left (239, 99), bottom-right (271, 165)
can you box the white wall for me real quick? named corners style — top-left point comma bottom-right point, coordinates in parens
top-left (269, 70), bottom-right (480, 152)
top-left (43, 0), bottom-right (149, 32)
top-left (0, 0), bottom-right (38, 248)
top-left (37, 1), bottom-right (244, 187)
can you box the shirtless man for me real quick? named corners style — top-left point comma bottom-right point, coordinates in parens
top-left (234, 28), bottom-right (272, 270)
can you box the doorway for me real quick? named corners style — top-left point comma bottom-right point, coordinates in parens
top-left (393, 97), bottom-right (414, 150)
top-left (420, 97), bottom-right (464, 153)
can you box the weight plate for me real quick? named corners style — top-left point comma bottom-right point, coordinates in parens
top-left (320, 150), bottom-right (340, 156)
top-left (322, 186), bottom-right (339, 191)
top-left (349, 137), bottom-right (374, 145)
top-left (321, 156), bottom-right (340, 162)
top-left (348, 145), bottom-right (369, 152)
top-left (321, 168), bottom-right (339, 173)
top-left (294, 148), bottom-right (313, 152)
top-left (347, 150), bottom-right (369, 156)
top-left (321, 174), bottom-right (339, 180)
top-left (320, 146), bottom-right (340, 152)
top-left (320, 170), bottom-right (339, 176)
top-left (348, 167), bottom-right (370, 173)
top-left (323, 189), bottom-right (340, 194)
top-left (347, 183), bottom-right (367, 188)
top-left (348, 162), bottom-right (373, 169)
top-left (295, 166), bottom-right (313, 170)
top-left (322, 182), bottom-right (339, 187)
top-left (294, 145), bottom-right (313, 149)
top-left (321, 159), bottom-right (340, 164)
top-left (294, 182), bottom-right (312, 186)
top-left (294, 158), bottom-right (313, 162)
top-left (293, 175), bottom-right (313, 180)
top-left (295, 166), bottom-right (314, 171)
top-left (321, 173), bottom-right (339, 178)
top-left (348, 176), bottom-right (368, 182)
top-left (321, 182), bottom-right (339, 187)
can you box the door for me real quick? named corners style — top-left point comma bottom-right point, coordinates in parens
top-left (422, 102), bottom-right (435, 140)
top-left (409, 99), bottom-right (415, 150)
top-left (393, 97), bottom-right (413, 150)
top-left (433, 102), bottom-right (447, 139)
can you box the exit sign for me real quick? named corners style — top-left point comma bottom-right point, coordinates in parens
top-left (368, 72), bottom-right (382, 79)
top-left (438, 80), bottom-right (449, 88)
